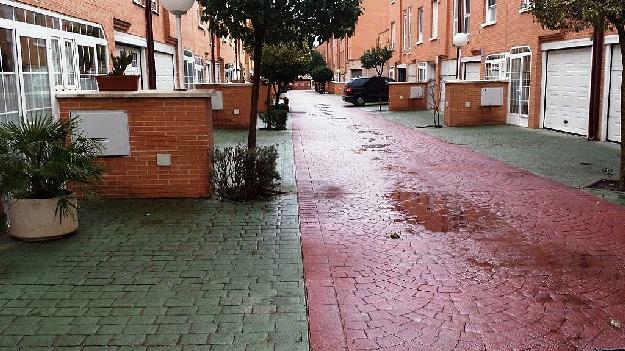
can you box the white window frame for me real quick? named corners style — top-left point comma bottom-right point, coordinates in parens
top-left (402, 7), bottom-right (412, 53)
top-left (519, 0), bottom-right (531, 12)
top-left (430, 0), bottom-right (439, 40)
top-left (463, 0), bottom-right (470, 33)
top-left (132, 0), bottom-right (159, 14)
top-left (484, 53), bottom-right (507, 80)
top-left (484, 0), bottom-right (496, 25)
top-left (416, 7), bottom-right (424, 44)
top-left (417, 62), bottom-right (428, 82)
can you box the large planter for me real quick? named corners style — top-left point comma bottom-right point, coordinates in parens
top-left (6, 196), bottom-right (78, 240)
top-left (96, 75), bottom-right (140, 91)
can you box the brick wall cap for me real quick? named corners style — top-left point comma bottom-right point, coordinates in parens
top-left (445, 80), bottom-right (509, 84)
top-left (387, 82), bottom-right (430, 85)
top-left (56, 90), bottom-right (216, 99)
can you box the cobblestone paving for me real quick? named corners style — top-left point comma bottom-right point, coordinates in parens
top-left (291, 91), bottom-right (625, 350)
top-left (0, 129), bottom-right (308, 350)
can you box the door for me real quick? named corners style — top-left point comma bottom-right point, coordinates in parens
top-left (439, 59), bottom-right (457, 111)
top-left (397, 67), bottom-right (407, 82)
top-left (607, 45), bottom-right (622, 142)
top-left (463, 62), bottom-right (480, 80)
top-left (0, 28), bottom-right (21, 124)
top-left (543, 47), bottom-right (592, 135)
top-left (155, 52), bottom-right (175, 91)
top-left (116, 45), bottom-right (142, 88)
top-left (507, 53), bottom-right (531, 127)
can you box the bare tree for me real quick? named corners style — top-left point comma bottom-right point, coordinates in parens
top-left (427, 80), bottom-right (443, 128)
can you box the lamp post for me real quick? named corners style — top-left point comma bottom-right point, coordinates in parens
top-left (160, 0), bottom-right (195, 90)
top-left (452, 33), bottom-right (469, 80)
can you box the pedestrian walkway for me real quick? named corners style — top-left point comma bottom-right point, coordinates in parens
top-left (290, 91), bottom-right (625, 350)
top-left (0, 129), bottom-right (308, 351)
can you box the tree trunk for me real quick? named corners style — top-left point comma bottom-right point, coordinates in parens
top-left (619, 30), bottom-right (625, 190)
top-left (248, 38), bottom-right (263, 149)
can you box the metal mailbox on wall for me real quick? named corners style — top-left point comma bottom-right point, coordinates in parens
top-left (71, 110), bottom-right (131, 156)
top-left (480, 87), bottom-right (504, 106)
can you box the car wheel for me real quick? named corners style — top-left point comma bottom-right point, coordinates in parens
top-left (356, 97), bottom-right (366, 106)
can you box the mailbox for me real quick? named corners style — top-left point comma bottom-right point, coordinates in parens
top-left (71, 110), bottom-right (130, 156)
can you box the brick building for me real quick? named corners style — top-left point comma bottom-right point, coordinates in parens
top-left (316, 0), bottom-right (389, 81)
top-left (0, 0), bottom-right (244, 124)
top-left (317, 0), bottom-right (622, 143)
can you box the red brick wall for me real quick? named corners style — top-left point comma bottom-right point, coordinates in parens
top-left (196, 83), bottom-right (270, 129)
top-left (57, 95), bottom-right (213, 199)
top-left (388, 82), bottom-right (429, 111)
top-left (444, 81), bottom-right (509, 127)
top-left (197, 83), bottom-right (252, 129)
top-left (329, 82), bottom-right (346, 95)
top-left (291, 80), bottom-right (312, 90)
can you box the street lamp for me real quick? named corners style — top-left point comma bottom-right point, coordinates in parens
top-left (160, 0), bottom-right (195, 90)
top-left (453, 33), bottom-right (469, 80)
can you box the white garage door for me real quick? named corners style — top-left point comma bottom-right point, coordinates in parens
top-left (543, 47), bottom-right (592, 135)
top-left (155, 52), bottom-right (175, 91)
top-left (607, 45), bottom-right (622, 142)
top-left (464, 62), bottom-right (481, 80)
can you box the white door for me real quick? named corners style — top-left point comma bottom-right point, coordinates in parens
top-left (154, 52), bottom-right (175, 91)
top-left (507, 53), bottom-right (531, 127)
top-left (115, 45), bottom-right (142, 88)
top-left (464, 62), bottom-right (480, 80)
top-left (543, 47), bottom-right (592, 135)
top-left (440, 59), bottom-right (457, 111)
top-left (607, 45), bottom-right (622, 142)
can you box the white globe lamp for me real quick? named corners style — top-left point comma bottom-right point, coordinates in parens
top-left (161, 0), bottom-right (195, 89)
top-left (452, 33), bottom-right (470, 80)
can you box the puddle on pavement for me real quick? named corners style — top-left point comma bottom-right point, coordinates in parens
top-left (318, 185), bottom-right (345, 199)
top-left (389, 190), bottom-right (500, 233)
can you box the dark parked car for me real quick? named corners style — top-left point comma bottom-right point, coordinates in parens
top-left (342, 76), bottom-right (395, 106)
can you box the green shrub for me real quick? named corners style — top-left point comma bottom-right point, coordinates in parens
top-left (260, 109), bottom-right (288, 130)
top-left (213, 145), bottom-right (281, 201)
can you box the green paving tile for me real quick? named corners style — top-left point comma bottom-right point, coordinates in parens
top-left (0, 126), bottom-right (308, 350)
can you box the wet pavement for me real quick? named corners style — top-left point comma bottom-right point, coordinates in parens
top-left (290, 91), bottom-right (625, 350)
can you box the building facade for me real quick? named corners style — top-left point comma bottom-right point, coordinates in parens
top-left (0, 0), bottom-right (239, 124)
top-left (318, 0), bottom-right (622, 143)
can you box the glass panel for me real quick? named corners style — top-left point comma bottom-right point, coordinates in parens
top-left (520, 55), bottom-right (531, 115)
top-left (96, 44), bottom-right (107, 75)
top-left (14, 8), bottom-right (25, 22)
top-left (51, 39), bottom-right (63, 86)
top-left (0, 28), bottom-right (20, 124)
top-left (64, 41), bottom-right (76, 86)
top-left (0, 4), bottom-right (13, 20)
top-left (509, 58), bottom-right (520, 115)
top-left (20, 36), bottom-right (52, 120)
top-left (78, 45), bottom-right (97, 90)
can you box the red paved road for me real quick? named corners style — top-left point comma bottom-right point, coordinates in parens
top-left (290, 91), bottom-right (625, 351)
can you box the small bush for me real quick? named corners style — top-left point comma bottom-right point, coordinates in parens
top-left (260, 109), bottom-right (288, 130)
top-left (213, 145), bottom-right (281, 201)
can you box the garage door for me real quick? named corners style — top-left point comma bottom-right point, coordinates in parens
top-left (464, 62), bottom-right (481, 80)
top-left (543, 47), bottom-right (592, 135)
top-left (607, 45), bottom-right (622, 142)
top-left (155, 52), bottom-right (175, 91)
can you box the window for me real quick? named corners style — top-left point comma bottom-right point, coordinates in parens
top-left (96, 44), bottom-right (108, 75)
top-left (463, 0), bottom-right (470, 33)
top-left (484, 54), bottom-right (507, 80)
top-left (417, 7), bottom-right (424, 44)
top-left (19, 36), bottom-right (52, 120)
top-left (417, 62), bottom-right (428, 82)
top-left (78, 45), bottom-right (97, 90)
top-left (183, 50), bottom-right (194, 89)
top-left (390, 22), bottom-right (396, 49)
top-left (453, 0), bottom-right (459, 35)
top-left (50, 39), bottom-right (63, 87)
top-left (520, 0), bottom-right (531, 11)
top-left (402, 7), bottom-right (412, 53)
top-left (133, 0), bottom-right (159, 13)
top-left (485, 0), bottom-right (496, 23)
top-left (431, 0), bottom-right (439, 39)
top-left (194, 56), bottom-right (207, 84)
top-left (0, 28), bottom-right (20, 124)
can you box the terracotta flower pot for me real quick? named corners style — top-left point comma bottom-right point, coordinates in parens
top-left (6, 196), bottom-right (78, 241)
top-left (96, 75), bottom-right (140, 91)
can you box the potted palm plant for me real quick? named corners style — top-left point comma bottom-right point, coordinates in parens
top-left (95, 51), bottom-right (140, 91)
top-left (0, 115), bottom-right (103, 240)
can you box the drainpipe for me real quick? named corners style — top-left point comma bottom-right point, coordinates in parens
top-left (456, 0), bottom-right (463, 79)
top-left (145, 0), bottom-right (156, 89)
top-left (588, 23), bottom-right (604, 141)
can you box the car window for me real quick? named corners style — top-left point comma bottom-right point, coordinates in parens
top-left (350, 78), bottom-right (368, 87)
